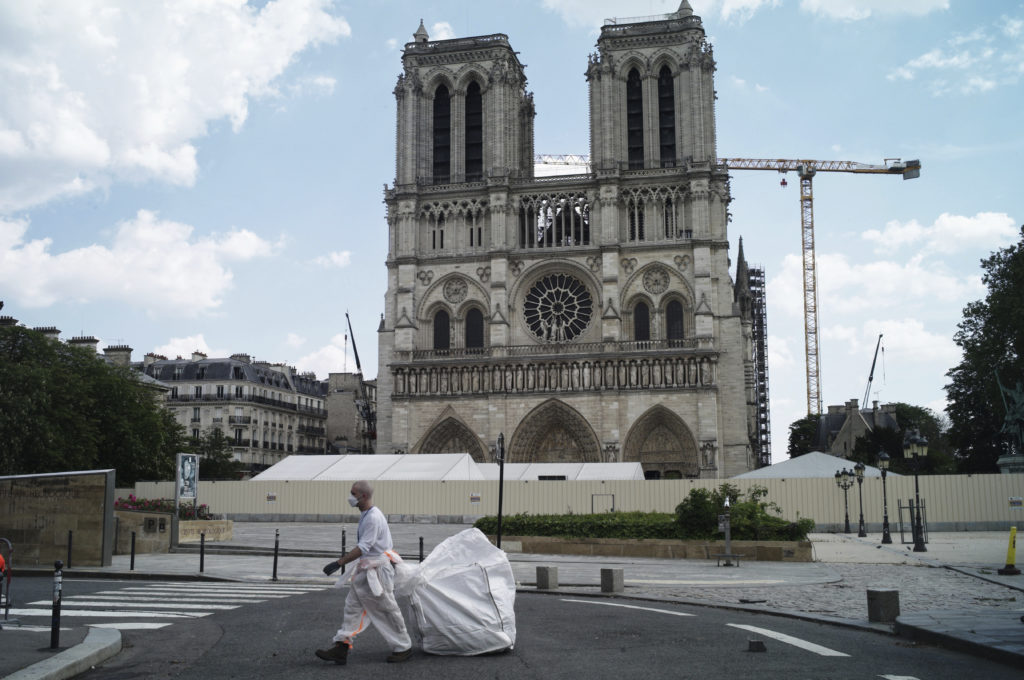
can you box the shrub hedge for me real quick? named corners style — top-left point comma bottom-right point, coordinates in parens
top-left (473, 484), bottom-right (814, 542)
top-left (115, 495), bottom-right (214, 520)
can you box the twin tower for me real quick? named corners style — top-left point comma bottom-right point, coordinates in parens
top-left (376, 2), bottom-right (761, 478)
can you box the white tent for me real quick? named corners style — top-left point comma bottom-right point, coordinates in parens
top-left (730, 451), bottom-right (901, 479)
top-left (251, 454), bottom-right (485, 481)
top-left (476, 462), bottom-right (645, 481)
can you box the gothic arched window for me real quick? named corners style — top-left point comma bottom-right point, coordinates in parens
top-left (666, 300), bottom-right (685, 342)
top-left (658, 65), bottom-right (675, 167)
top-left (465, 308), bottom-right (484, 349)
top-left (626, 69), bottom-right (644, 169)
top-left (634, 302), bottom-right (650, 342)
top-left (433, 85), bottom-right (451, 183)
top-left (465, 81), bottom-right (482, 181)
top-left (433, 309), bottom-right (451, 350)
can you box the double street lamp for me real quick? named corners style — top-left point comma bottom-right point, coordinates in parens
top-left (878, 451), bottom-right (892, 544)
top-left (496, 433), bottom-right (506, 549)
top-left (854, 461), bottom-right (866, 537)
top-left (834, 468), bottom-right (854, 534)
top-left (903, 429), bottom-right (929, 553)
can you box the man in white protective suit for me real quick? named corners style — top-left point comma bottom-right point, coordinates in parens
top-left (316, 480), bottom-right (413, 665)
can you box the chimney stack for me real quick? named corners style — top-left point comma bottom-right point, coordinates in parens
top-left (104, 344), bottom-right (133, 367)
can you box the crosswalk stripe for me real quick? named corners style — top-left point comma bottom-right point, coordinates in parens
top-left (89, 623), bottom-right (173, 630)
top-left (7, 608), bottom-right (210, 619)
top-left (30, 600), bottom-right (241, 610)
top-left (118, 587), bottom-right (319, 595)
top-left (74, 594), bottom-right (269, 604)
top-left (726, 624), bottom-right (850, 657)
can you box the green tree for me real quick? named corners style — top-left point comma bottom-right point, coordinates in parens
top-left (190, 428), bottom-right (244, 480)
top-left (0, 325), bottom-right (184, 484)
top-left (945, 225), bottom-right (1024, 472)
top-left (786, 414), bottom-right (819, 457)
top-left (850, 403), bottom-right (955, 474)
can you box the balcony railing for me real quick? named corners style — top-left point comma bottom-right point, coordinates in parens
top-left (297, 425), bottom-right (326, 436)
top-left (404, 338), bottom-right (705, 363)
top-left (228, 415), bottom-right (251, 424)
top-left (166, 393), bottom-right (300, 411)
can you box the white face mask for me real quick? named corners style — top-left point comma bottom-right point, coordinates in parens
top-left (347, 494), bottom-right (359, 507)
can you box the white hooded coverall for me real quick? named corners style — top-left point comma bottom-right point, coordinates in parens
top-left (332, 505), bottom-right (411, 652)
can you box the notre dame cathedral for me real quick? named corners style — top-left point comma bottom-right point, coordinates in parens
top-left (376, 2), bottom-right (767, 478)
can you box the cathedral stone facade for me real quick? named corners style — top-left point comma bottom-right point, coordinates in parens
top-left (377, 3), bottom-right (759, 478)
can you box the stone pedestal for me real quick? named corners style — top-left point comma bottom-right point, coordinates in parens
top-left (996, 453), bottom-right (1024, 474)
top-left (601, 567), bottom-right (624, 593)
top-left (536, 566), bottom-right (558, 589)
top-left (867, 589), bottom-right (900, 623)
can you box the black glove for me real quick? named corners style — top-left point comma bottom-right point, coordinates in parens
top-left (323, 560), bottom-right (343, 576)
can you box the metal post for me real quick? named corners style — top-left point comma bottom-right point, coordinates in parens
top-left (200, 532), bottom-right (206, 573)
top-left (342, 529), bottom-right (346, 556)
top-left (272, 529), bottom-right (280, 582)
top-left (912, 463), bottom-right (927, 552)
top-left (50, 560), bottom-right (63, 649)
top-left (496, 433), bottom-right (505, 549)
top-left (66, 530), bottom-right (73, 569)
top-left (130, 532), bottom-right (137, 571)
top-left (880, 468), bottom-right (892, 544)
top-left (419, 536), bottom-right (424, 562)
top-left (835, 469), bottom-right (853, 534)
top-left (722, 497), bottom-right (734, 566)
top-left (855, 462), bottom-right (866, 538)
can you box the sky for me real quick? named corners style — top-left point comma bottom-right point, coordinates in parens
top-left (1, 0), bottom-right (1021, 463)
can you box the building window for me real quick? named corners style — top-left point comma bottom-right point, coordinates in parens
top-left (626, 68), bottom-right (643, 169)
top-left (216, 385), bottom-right (224, 398)
top-left (433, 84), bottom-right (451, 183)
top-left (628, 198), bottom-right (645, 241)
top-left (192, 429), bottom-right (200, 440)
top-left (432, 214), bottom-right (445, 250)
top-left (465, 81), bottom-right (482, 181)
top-left (234, 428), bottom-right (243, 444)
top-left (465, 308), bottom-right (484, 349)
top-left (664, 197), bottom-right (677, 238)
top-left (433, 309), bottom-right (451, 350)
top-left (171, 387), bottom-right (178, 399)
top-left (667, 299), bottom-right (685, 342)
top-left (194, 385), bottom-right (202, 398)
top-left (634, 302), bottom-right (650, 342)
top-left (234, 385), bottom-right (243, 398)
top-left (658, 65), bottom-right (675, 167)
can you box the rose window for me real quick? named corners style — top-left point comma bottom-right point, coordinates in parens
top-left (523, 273), bottom-right (593, 342)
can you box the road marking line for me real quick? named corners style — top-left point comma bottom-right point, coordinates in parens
top-left (30, 600), bottom-right (240, 610)
top-left (0, 626), bottom-right (72, 632)
top-left (88, 623), bottom-right (173, 630)
top-left (77, 595), bottom-right (268, 604)
top-left (561, 599), bottom-right (695, 617)
top-left (726, 624), bottom-right (850, 657)
top-left (626, 579), bottom-right (785, 586)
top-left (120, 587), bottom-right (314, 595)
top-left (879, 676), bottom-right (921, 680)
top-left (7, 608), bottom-right (209, 619)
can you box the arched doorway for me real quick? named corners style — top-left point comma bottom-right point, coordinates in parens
top-left (508, 399), bottom-right (601, 463)
top-left (622, 405), bottom-right (699, 478)
top-left (415, 415), bottom-right (488, 462)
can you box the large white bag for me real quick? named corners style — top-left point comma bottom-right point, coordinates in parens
top-left (396, 528), bottom-right (517, 655)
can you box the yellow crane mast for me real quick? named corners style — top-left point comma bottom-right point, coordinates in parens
top-left (720, 158), bottom-right (921, 415)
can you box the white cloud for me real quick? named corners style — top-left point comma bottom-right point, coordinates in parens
top-left (295, 333), bottom-right (357, 378)
top-left (431, 22), bottom-right (456, 40)
top-left (800, 0), bottom-right (948, 21)
top-left (151, 334), bottom-right (227, 360)
top-left (0, 0), bottom-right (351, 213)
top-left (289, 75), bottom-right (337, 98)
top-left (0, 210), bottom-right (279, 314)
top-left (386, 38), bottom-right (399, 50)
top-left (286, 332), bottom-right (306, 348)
top-left (863, 318), bottom-right (959, 365)
top-left (314, 250), bottom-right (352, 268)
top-left (862, 212), bottom-right (1017, 255)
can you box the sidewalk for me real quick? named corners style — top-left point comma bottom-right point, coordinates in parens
top-left (3, 525), bottom-right (1022, 678)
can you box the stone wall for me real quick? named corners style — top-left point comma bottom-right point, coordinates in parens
top-left (178, 519), bottom-right (234, 543)
top-left (498, 535), bottom-right (812, 561)
top-left (0, 470), bottom-right (115, 567)
top-left (114, 510), bottom-right (175, 554)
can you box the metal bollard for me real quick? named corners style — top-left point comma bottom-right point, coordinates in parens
top-left (272, 529), bottom-right (280, 582)
top-left (130, 532), bottom-right (136, 571)
top-left (342, 529), bottom-right (346, 556)
top-left (66, 530), bottom-right (73, 569)
top-left (419, 537), bottom-right (424, 562)
top-left (50, 560), bottom-right (63, 649)
top-left (200, 533), bottom-right (205, 573)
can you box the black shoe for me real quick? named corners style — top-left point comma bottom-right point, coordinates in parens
top-left (316, 642), bottom-right (349, 665)
top-left (386, 648), bottom-right (413, 663)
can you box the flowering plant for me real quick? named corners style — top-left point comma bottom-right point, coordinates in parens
top-left (115, 495), bottom-right (214, 520)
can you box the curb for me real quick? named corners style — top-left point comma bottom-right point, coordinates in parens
top-left (3, 627), bottom-right (122, 680)
top-left (895, 616), bottom-right (1024, 667)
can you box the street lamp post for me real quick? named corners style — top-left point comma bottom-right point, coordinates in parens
top-left (854, 461), bottom-right (866, 537)
top-left (496, 433), bottom-right (505, 549)
top-left (834, 468), bottom-right (853, 534)
top-left (903, 429), bottom-right (929, 553)
top-left (878, 451), bottom-right (892, 544)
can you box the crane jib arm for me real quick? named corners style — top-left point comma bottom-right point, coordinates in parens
top-left (720, 158), bottom-right (920, 178)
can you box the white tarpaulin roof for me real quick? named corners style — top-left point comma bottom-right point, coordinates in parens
top-left (476, 462), bottom-right (645, 481)
top-left (252, 454), bottom-right (485, 481)
top-left (253, 455), bottom-right (644, 481)
top-left (730, 451), bottom-right (901, 479)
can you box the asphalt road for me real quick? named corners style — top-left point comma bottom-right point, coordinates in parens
top-left (12, 577), bottom-right (1017, 680)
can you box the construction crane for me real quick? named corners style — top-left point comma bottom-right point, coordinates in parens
top-left (721, 158), bottom-right (921, 415)
top-left (345, 311), bottom-right (376, 452)
top-left (863, 333), bottom-right (884, 407)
